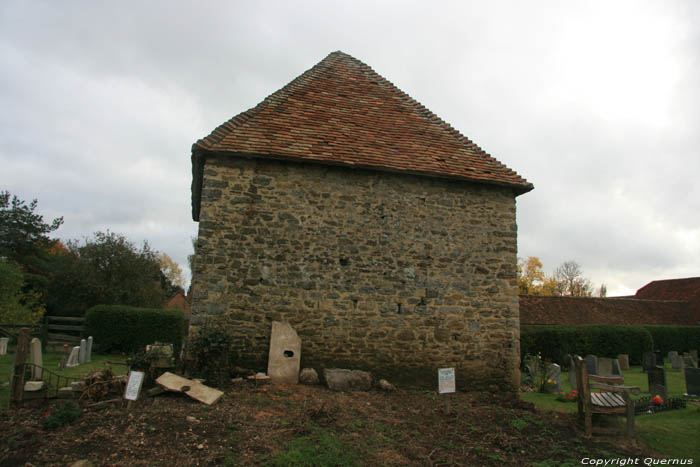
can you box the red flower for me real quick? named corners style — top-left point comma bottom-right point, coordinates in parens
top-left (652, 395), bottom-right (663, 405)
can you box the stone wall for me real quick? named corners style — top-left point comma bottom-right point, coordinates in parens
top-left (191, 155), bottom-right (521, 391)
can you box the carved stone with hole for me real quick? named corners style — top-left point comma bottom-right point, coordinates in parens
top-left (267, 321), bottom-right (301, 384)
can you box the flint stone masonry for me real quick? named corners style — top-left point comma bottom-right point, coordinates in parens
top-left (190, 157), bottom-right (521, 391)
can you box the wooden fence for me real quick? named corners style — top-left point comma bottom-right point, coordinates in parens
top-left (0, 316), bottom-right (85, 351)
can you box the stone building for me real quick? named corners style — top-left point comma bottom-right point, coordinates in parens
top-left (190, 51), bottom-right (533, 391)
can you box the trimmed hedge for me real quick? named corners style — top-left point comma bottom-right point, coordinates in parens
top-left (85, 305), bottom-right (185, 355)
top-left (644, 325), bottom-right (700, 354)
top-left (521, 325), bottom-right (653, 366)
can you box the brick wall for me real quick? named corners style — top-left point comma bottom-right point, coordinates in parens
top-left (191, 155), bottom-right (522, 391)
top-left (519, 295), bottom-right (697, 326)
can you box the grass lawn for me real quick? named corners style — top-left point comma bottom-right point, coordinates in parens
top-left (0, 348), bottom-right (128, 409)
top-left (521, 363), bottom-right (700, 461)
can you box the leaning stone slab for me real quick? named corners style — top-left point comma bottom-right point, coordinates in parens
top-left (155, 372), bottom-right (223, 405)
top-left (324, 369), bottom-right (372, 391)
top-left (267, 321), bottom-right (301, 384)
top-left (66, 346), bottom-right (80, 368)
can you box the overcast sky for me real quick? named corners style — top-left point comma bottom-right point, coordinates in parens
top-left (1, 1), bottom-right (698, 296)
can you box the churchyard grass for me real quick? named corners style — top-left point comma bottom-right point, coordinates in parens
top-left (0, 350), bottom-right (128, 409)
top-left (521, 363), bottom-right (700, 461)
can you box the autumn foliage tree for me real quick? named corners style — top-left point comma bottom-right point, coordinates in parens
top-left (518, 257), bottom-right (599, 297)
top-left (517, 256), bottom-right (557, 295)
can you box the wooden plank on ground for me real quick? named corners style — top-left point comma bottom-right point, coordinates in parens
top-left (155, 372), bottom-right (223, 406)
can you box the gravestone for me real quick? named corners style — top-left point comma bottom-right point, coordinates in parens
top-left (671, 354), bottom-right (684, 371)
top-left (567, 355), bottom-right (577, 391)
top-left (690, 350), bottom-right (698, 361)
top-left (612, 358), bottom-right (622, 376)
top-left (648, 366), bottom-right (667, 400)
top-left (668, 351), bottom-right (678, 363)
top-left (683, 355), bottom-right (696, 368)
top-left (29, 338), bottom-right (43, 380)
top-left (642, 352), bottom-right (656, 373)
top-left (86, 336), bottom-right (93, 363)
top-left (0, 337), bottom-right (9, 355)
top-left (543, 363), bottom-right (562, 393)
top-left (66, 346), bottom-right (80, 368)
top-left (78, 339), bottom-right (87, 365)
top-left (267, 321), bottom-right (301, 384)
top-left (597, 357), bottom-right (613, 376)
top-left (584, 355), bottom-right (598, 375)
top-left (654, 351), bottom-right (664, 366)
top-left (685, 367), bottom-right (700, 396)
top-left (617, 354), bottom-right (629, 371)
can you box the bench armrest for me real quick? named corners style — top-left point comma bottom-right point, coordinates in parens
top-left (590, 383), bottom-right (640, 395)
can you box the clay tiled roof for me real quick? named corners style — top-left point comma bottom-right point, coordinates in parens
top-left (192, 51), bottom-right (532, 220)
top-left (635, 277), bottom-right (700, 302)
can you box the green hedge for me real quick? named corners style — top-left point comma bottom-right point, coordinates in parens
top-left (521, 325), bottom-right (653, 365)
top-left (644, 325), bottom-right (700, 355)
top-left (85, 305), bottom-right (184, 355)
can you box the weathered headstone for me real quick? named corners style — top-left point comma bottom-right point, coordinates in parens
top-left (267, 321), bottom-right (301, 384)
top-left (642, 352), bottom-right (656, 373)
top-left (617, 354), bottom-right (629, 371)
top-left (567, 355), bottom-right (577, 391)
top-left (668, 351), bottom-right (678, 363)
top-left (79, 339), bottom-right (87, 365)
top-left (690, 350), bottom-right (698, 362)
top-left (29, 338), bottom-right (43, 380)
top-left (683, 355), bottom-right (696, 368)
top-left (597, 357), bottom-right (613, 376)
top-left (648, 366), bottom-right (667, 400)
top-left (324, 368), bottom-right (372, 391)
top-left (685, 367), bottom-right (700, 396)
top-left (654, 351), bottom-right (664, 366)
top-left (66, 346), bottom-right (80, 368)
top-left (543, 363), bottom-right (562, 393)
top-left (0, 337), bottom-right (9, 355)
top-left (86, 336), bottom-right (93, 363)
top-left (671, 353), bottom-right (684, 371)
top-left (612, 358), bottom-right (622, 376)
top-left (584, 355), bottom-right (598, 375)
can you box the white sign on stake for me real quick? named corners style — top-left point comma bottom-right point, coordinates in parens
top-left (124, 371), bottom-right (145, 401)
top-left (438, 367), bottom-right (456, 394)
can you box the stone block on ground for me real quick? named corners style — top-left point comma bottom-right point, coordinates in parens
top-left (299, 368), bottom-right (319, 385)
top-left (155, 372), bottom-right (223, 405)
top-left (324, 368), bottom-right (372, 391)
top-left (378, 379), bottom-right (395, 391)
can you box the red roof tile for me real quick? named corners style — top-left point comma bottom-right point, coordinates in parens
top-left (635, 277), bottom-right (700, 302)
top-left (192, 51), bottom-right (532, 220)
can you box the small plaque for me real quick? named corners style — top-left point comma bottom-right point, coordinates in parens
top-left (438, 367), bottom-right (456, 394)
top-left (124, 371), bottom-right (145, 401)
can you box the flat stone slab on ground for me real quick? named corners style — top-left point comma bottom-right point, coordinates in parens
top-left (156, 372), bottom-right (223, 405)
top-left (324, 368), bottom-right (372, 391)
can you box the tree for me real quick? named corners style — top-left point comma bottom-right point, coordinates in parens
top-left (48, 231), bottom-right (167, 315)
top-left (517, 256), bottom-right (558, 295)
top-left (599, 284), bottom-right (608, 298)
top-left (0, 191), bottom-right (63, 264)
top-left (159, 252), bottom-right (185, 297)
top-left (0, 259), bottom-right (44, 325)
top-left (553, 260), bottom-right (594, 297)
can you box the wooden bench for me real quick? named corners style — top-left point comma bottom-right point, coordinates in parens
top-left (573, 355), bottom-right (640, 437)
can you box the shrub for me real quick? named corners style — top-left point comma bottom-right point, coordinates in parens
top-left (186, 325), bottom-right (232, 387)
top-left (43, 402), bottom-right (82, 429)
top-left (521, 325), bottom-right (653, 365)
top-left (644, 326), bottom-right (700, 354)
top-left (85, 305), bottom-right (184, 355)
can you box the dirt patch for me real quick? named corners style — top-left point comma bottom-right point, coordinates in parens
top-left (1, 384), bottom-right (657, 466)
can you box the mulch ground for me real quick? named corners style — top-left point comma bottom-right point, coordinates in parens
top-left (1, 382), bottom-right (658, 466)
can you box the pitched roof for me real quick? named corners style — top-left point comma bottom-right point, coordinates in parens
top-left (635, 277), bottom-right (700, 302)
top-left (192, 51), bottom-right (533, 220)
